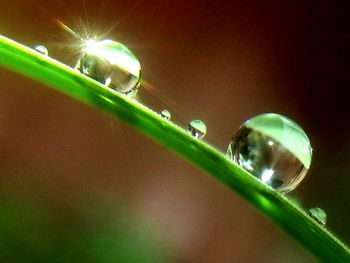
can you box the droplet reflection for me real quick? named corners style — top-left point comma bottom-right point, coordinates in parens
top-left (34, 45), bottom-right (48, 56)
top-left (160, 109), bottom-right (171, 120)
top-left (187, 120), bottom-right (207, 139)
top-left (77, 39), bottom-right (141, 97)
top-left (308, 207), bottom-right (327, 226)
top-left (226, 113), bottom-right (312, 193)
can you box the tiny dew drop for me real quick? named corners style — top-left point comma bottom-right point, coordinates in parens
top-left (160, 109), bottom-right (171, 120)
top-left (77, 39), bottom-right (141, 97)
top-left (308, 207), bottom-right (327, 226)
top-left (187, 120), bottom-right (207, 139)
top-left (226, 113), bottom-right (312, 193)
top-left (34, 45), bottom-right (48, 56)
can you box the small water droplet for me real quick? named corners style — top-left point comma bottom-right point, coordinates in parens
top-left (226, 113), bottom-right (312, 193)
top-left (77, 39), bottom-right (141, 97)
top-left (34, 45), bottom-right (48, 56)
top-left (187, 120), bottom-right (207, 139)
top-left (160, 109), bottom-right (171, 120)
top-left (308, 207), bottom-right (327, 226)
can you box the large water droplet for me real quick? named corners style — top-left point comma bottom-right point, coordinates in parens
top-left (77, 39), bottom-right (141, 96)
top-left (34, 45), bottom-right (48, 56)
top-left (187, 120), bottom-right (207, 139)
top-left (160, 109), bottom-right (171, 120)
top-left (226, 113), bottom-right (312, 193)
top-left (308, 207), bottom-right (327, 226)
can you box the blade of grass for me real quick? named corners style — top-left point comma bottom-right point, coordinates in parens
top-left (0, 34), bottom-right (349, 262)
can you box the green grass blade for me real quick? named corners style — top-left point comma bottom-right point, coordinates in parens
top-left (0, 34), bottom-right (349, 262)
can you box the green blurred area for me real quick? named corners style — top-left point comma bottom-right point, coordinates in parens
top-left (0, 177), bottom-right (172, 263)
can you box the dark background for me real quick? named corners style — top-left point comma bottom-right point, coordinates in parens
top-left (0, 0), bottom-right (349, 262)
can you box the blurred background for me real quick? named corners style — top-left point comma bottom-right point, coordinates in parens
top-left (0, 0), bottom-right (349, 262)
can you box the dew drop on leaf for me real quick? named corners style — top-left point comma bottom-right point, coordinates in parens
top-left (308, 207), bottom-right (327, 226)
top-left (77, 39), bottom-right (141, 97)
top-left (226, 113), bottom-right (312, 193)
top-left (34, 45), bottom-right (48, 56)
top-left (160, 109), bottom-right (171, 120)
top-left (187, 120), bottom-right (207, 139)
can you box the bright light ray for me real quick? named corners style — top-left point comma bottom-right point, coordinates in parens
top-left (55, 18), bottom-right (80, 39)
top-left (32, 1), bottom-right (201, 140)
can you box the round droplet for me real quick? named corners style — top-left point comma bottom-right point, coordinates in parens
top-left (34, 45), bottom-right (48, 56)
top-left (187, 120), bottom-right (207, 139)
top-left (77, 39), bottom-right (141, 96)
top-left (308, 207), bottom-right (327, 226)
top-left (160, 109), bottom-right (171, 120)
top-left (226, 113), bottom-right (312, 193)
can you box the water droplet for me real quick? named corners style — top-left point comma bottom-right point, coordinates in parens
top-left (226, 113), bottom-right (312, 193)
top-left (187, 120), bottom-right (207, 139)
top-left (308, 207), bottom-right (327, 226)
top-left (77, 39), bottom-right (141, 96)
top-left (160, 109), bottom-right (171, 120)
top-left (34, 45), bottom-right (48, 56)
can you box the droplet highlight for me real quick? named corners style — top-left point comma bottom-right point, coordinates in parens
top-left (226, 113), bottom-right (312, 193)
top-left (77, 39), bottom-right (141, 96)
top-left (308, 207), bottom-right (327, 226)
top-left (187, 120), bottom-right (207, 139)
top-left (34, 45), bottom-right (48, 56)
top-left (160, 109), bottom-right (171, 120)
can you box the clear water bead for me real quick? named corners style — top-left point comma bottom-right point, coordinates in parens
top-left (77, 39), bottom-right (141, 96)
top-left (187, 120), bottom-right (207, 139)
top-left (226, 113), bottom-right (312, 193)
top-left (308, 207), bottom-right (327, 226)
top-left (34, 45), bottom-right (48, 56)
top-left (160, 109), bottom-right (171, 120)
